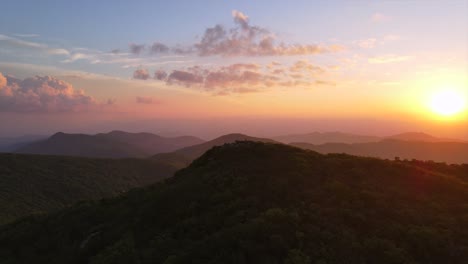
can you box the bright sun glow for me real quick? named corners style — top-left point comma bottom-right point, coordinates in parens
top-left (429, 89), bottom-right (466, 116)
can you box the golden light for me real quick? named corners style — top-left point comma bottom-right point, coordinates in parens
top-left (429, 89), bottom-right (466, 117)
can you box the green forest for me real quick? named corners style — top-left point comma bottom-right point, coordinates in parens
top-left (0, 153), bottom-right (178, 224)
top-left (1, 142), bottom-right (468, 263)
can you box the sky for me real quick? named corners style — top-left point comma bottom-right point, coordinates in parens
top-left (0, 0), bottom-right (467, 139)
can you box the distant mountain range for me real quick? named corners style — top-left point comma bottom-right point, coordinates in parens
top-left (0, 135), bottom-right (47, 152)
top-left (152, 133), bottom-right (277, 166)
top-left (7, 130), bottom-right (468, 164)
top-left (292, 139), bottom-right (468, 164)
top-left (274, 131), bottom-right (465, 144)
top-left (15, 131), bottom-right (205, 158)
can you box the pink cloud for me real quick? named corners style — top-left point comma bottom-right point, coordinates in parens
top-left (0, 72), bottom-right (100, 112)
top-left (133, 68), bottom-right (150, 80)
top-left (136, 96), bottom-right (160, 104)
top-left (371, 12), bottom-right (390, 23)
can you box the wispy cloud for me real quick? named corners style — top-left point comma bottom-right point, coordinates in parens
top-left (371, 12), bottom-right (391, 23)
top-left (0, 34), bottom-right (70, 56)
top-left (354, 38), bottom-right (378, 49)
top-left (13, 33), bottom-right (40, 38)
top-left (136, 96), bottom-right (161, 104)
top-left (368, 54), bottom-right (412, 64)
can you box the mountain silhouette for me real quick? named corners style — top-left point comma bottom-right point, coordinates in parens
top-left (15, 131), bottom-right (205, 158)
top-left (152, 133), bottom-right (276, 166)
top-left (292, 139), bottom-right (468, 164)
top-left (274, 131), bottom-right (380, 144)
top-left (274, 131), bottom-right (464, 144)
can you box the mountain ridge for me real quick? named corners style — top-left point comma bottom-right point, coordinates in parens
top-left (15, 131), bottom-right (205, 158)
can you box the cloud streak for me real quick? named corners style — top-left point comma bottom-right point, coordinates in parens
top-left (136, 96), bottom-right (160, 104)
top-left (368, 54), bottom-right (411, 64)
top-left (0, 34), bottom-right (70, 56)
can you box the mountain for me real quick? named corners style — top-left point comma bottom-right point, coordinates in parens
top-left (1, 142), bottom-right (468, 263)
top-left (274, 131), bottom-right (465, 145)
top-left (0, 134), bottom-right (47, 152)
top-left (0, 153), bottom-right (178, 225)
top-left (274, 131), bottom-right (380, 144)
top-left (15, 131), bottom-right (205, 158)
top-left (152, 133), bottom-right (277, 166)
top-left (386, 132), bottom-right (465, 142)
top-left (292, 139), bottom-right (468, 164)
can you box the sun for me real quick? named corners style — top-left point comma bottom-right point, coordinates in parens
top-left (429, 89), bottom-right (466, 117)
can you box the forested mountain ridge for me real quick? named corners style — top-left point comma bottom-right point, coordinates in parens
top-left (1, 141), bottom-right (468, 263)
top-left (0, 153), bottom-right (178, 224)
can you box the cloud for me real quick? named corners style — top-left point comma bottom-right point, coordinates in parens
top-left (119, 10), bottom-right (344, 58)
top-left (0, 72), bottom-right (100, 112)
top-left (0, 73), bottom-right (6, 88)
top-left (13, 33), bottom-right (40, 38)
top-left (354, 38), bottom-right (377, 49)
top-left (136, 60), bottom-right (333, 94)
top-left (154, 70), bottom-right (168, 80)
top-left (289, 60), bottom-right (324, 75)
top-left (150, 42), bottom-right (170, 54)
top-left (0, 34), bottom-right (44, 49)
top-left (136, 96), bottom-right (160, 104)
top-left (368, 54), bottom-right (411, 64)
top-left (0, 34), bottom-right (70, 56)
top-left (133, 68), bottom-right (151, 80)
top-left (194, 10), bottom-right (344, 57)
top-left (371, 12), bottom-right (390, 23)
top-left (167, 70), bottom-right (204, 87)
top-left (129, 43), bottom-right (145, 55)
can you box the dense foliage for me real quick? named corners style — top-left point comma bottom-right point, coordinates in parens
top-left (1, 142), bottom-right (468, 263)
top-left (0, 153), bottom-right (178, 224)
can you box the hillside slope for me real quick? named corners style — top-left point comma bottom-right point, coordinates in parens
top-left (16, 131), bottom-right (204, 158)
top-left (292, 140), bottom-right (468, 164)
top-left (2, 142), bottom-right (468, 263)
top-left (0, 153), bottom-right (178, 224)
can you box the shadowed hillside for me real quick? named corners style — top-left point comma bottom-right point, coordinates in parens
top-left (2, 142), bottom-right (468, 263)
top-left (292, 140), bottom-right (468, 164)
top-left (16, 131), bottom-right (205, 158)
top-left (0, 153), bottom-right (178, 224)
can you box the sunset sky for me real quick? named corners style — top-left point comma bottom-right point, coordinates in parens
top-left (0, 0), bottom-right (467, 139)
